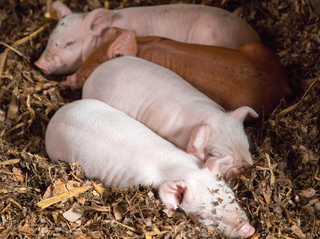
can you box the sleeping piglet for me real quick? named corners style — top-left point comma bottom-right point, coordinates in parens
top-left (67, 28), bottom-right (293, 119)
top-left (34, 1), bottom-right (260, 75)
top-left (82, 57), bottom-right (259, 181)
top-left (45, 99), bottom-right (255, 238)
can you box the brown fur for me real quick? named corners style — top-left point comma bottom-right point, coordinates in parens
top-left (67, 28), bottom-right (293, 120)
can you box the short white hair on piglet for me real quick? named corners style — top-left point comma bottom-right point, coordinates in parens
top-left (35, 1), bottom-right (260, 75)
top-left (45, 99), bottom-right (255, 238)
top-left (82, 57), bottom-right (258, 181)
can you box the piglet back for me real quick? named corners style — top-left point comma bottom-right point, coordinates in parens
top-left (46, 99), bottom-right (115, 162)
top-left (45, 99), bottom-right (201, 188)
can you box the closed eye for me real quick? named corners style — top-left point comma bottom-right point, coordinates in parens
top-left (66, 41), bottom-right (75, 46)
top-left (208, 152), bottom-right (221, 158)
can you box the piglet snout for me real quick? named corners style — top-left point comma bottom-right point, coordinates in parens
top-left (66, 71), bottom-right (89, 90)
top-left (225, 164), bottom-right (253, 181)
top-left (34, 59), bottom-right (50, 75)
top-left (66, 74), bottom-right (79, 90)
top-left (35, 56), bottom-right (61, 75)
top-left (237, 222), bottom-right (255, 238)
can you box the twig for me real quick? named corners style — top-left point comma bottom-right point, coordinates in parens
top-left (278, 78), bottom-right (318, 117)
top-left (105, 219), bottom-right (139, 232)
top-left (0, 42), bottom-right (29, 62)
top-left (13, 23), bottom-right (50, 46)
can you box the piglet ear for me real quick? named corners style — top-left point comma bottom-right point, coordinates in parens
top-left (159, 180), bottom-right (192, 209)
top-left (186, 124), bottom-right (210, 162)
top-left (230, 106), bottom-right (259, 123)
top-left (52, 1), bottom-right (72, 19)
top-left (83, 9), bottom-right (112, 36)
top-left (106, 27), bottom-right (128, 41)
top-left (107, 30), bottom-right (138, 59)
top-left (204, 156), bottom-right (233, 176)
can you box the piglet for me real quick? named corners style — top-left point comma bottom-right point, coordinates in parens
top-left (68, 28), bottom-right (293, 119)
top-left (45, 99), bottom-right (255, 238)
top-left (34, 1), bottom-right (260, 75)
top-left (82, 57), bottom-right (259, 181)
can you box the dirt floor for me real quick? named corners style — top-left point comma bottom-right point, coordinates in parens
top-left (0, 0), bottom-right (319, 238)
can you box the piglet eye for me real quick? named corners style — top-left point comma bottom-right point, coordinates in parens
top-left (209, 152), bottom-right (221, 158)
top-left (209, 152), bottom-right (217, 157)
top-left (66, 41), bottom-right (75, 46)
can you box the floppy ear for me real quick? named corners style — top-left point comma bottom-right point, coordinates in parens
top-left (106, 27), bottom-right (128, 41)
top-left (107, 30), bottom-right (138, 59)
top-left (204, 156), bottom-right (233, 176)
top-left (230, 106), bottom-right (259, 123)
top-left (52, 1), bottom-right (72, 19)
top-left (159, 180), bottom-right (192, 209)
top-left (83, 9), bottom-right (112, 36)
top-left (186, 124), bottom-right (210, 162)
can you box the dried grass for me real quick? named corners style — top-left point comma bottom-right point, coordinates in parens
top-left (0, 0), bottom-right (319, 238)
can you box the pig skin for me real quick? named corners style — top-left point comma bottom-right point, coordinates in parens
top-left (45, 99), bottom-right (255, 238)
top-left (82, 57), bottom-right (259, 181)
top-left (34, 1), bottom-right (260, 75)
top-left (68, 28), bottom-right (293, 120)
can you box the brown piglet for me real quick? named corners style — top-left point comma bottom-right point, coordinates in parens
top-left (67, 27), bottom-right (293, 120)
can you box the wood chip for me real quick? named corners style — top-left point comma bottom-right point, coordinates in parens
top-left (37, 185), bottom-right (92, 209)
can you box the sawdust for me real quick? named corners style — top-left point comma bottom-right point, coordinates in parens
top-left (0, 0), bottom-right (319, 238)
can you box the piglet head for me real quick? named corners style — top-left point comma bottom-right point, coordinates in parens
top-left (66, 28), bottom-right (138, 89)
top-left (159, 158), bottom-right (255, 238)
top-left (34, 14), bottom-right (84, 75)
top-left (35, 1), bottom-right (113, 75)
top-left (222, 106), bottom-right (258, 180)
top-left (186, 106), bottom-right (258, 181)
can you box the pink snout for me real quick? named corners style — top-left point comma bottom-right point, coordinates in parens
top-left (220, 219), bottom-right (255, 238)
top-left (238, 222), bottom-right (255, 238)
top-left (225, 163), bottom-right (253, 181)
top-left (34, 57), bottom-right (54, 75)
top-left (34, 55), bottom-right (67, 75)
top-left (226, 222), bottom-right (255, 238)
top-left (225, 167), bottom-right (245, 181)
top-left (66, 74), bottom-right (78, 90)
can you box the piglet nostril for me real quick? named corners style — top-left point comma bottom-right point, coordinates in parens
top-left (34, 60), bottom-right (50, 75)
top-left (239, 167), bottom-right (246, 174)
top-left (36, 66), bottom-right (49, 75)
